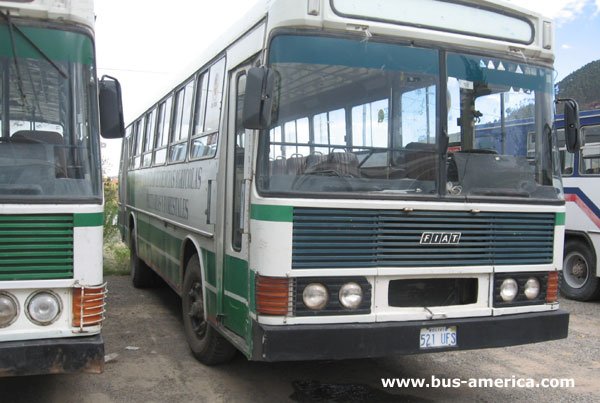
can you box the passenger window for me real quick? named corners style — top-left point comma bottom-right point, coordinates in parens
top-left (352, 100), bottom-right (388, 148)
top-left (556, 129), bottom-right (573, 176)
top-left (142, 109), bottom-right (156, 168)
top-left (580, 125), bottom-right (600, 175)
top-left (204, 58), bottom-right (226, 133)
top-left (154, 96), bottom-right (172, 165)
top-left (133, 118), bottom-right (145, 169)
top-left (314, 109), bottom-right (346, 154)
top-left (169, 79), bottom-right (195, 162)
top-left (283, 118), bottom-right (310, 157)
top-left (191, 59), bottom-right (225, 160)
top-left (402, 87), bottom-right (435, 146)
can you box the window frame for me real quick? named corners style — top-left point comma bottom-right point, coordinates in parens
top-left (168, 78), bottom-right (196, 164)
top-left (190, 57), bottom-right (226, 162)
top-left (579, 125), bottom-right (600, 176)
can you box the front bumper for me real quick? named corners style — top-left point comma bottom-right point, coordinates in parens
top-left (252, 310), bottom-right (569, 361)
top-left (0, 334), bottom-right (104, 377)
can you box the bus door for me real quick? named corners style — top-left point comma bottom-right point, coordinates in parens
top-left (220, 66), bottom-right (252, 337)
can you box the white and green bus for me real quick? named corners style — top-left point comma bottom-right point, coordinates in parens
top-left (0, 0), bottom-right (124, 376)
top-left (120, 0), bottom-right (578, 364)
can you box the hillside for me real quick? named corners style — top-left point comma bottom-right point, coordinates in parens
top-left (556, 60), bottom-right (600, 110)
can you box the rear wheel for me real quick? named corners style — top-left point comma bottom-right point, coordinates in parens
top-left (129, 228), bottom-right (160, 288)
top-left (182, 254), bottom-right (237, 365)
top-left (561, 239), bottom-right (600, 301)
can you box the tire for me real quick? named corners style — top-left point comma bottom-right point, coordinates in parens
top-left (129, 229), bottom-right (160, 288)
top-left (182, 254), bottom-right (237, 365)
top-left (560, 239), bottom-right (600, 301)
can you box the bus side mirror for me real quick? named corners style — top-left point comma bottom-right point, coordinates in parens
top-left (243, 67), bottom-right (275, 130)
top-left (560, 98), bottom-right (582, 153)
top-left (99, 75), bottom-right (125, 139)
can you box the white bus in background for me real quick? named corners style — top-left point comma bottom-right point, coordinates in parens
top-left (0, 0), bottom-right (124, 376)
top-left (559, 110), bottom-right (600, 300)
top-left (120, 0), bottom-right (577, 364)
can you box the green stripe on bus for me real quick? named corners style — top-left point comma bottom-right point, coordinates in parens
top-left (74, 213), bottom-right (104, 227)
top-left (0, 25), bottom-right (94, 64)
top-left (250, 204), bottom-right (293, 222)
top-left (555, 212), bottom-right (566, 226)
top-left (223, 255), bottom-right (250, 342)
top-left (224, 255), bottom-right (249, 299)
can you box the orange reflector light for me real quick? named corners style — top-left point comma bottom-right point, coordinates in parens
top-left (72, 284), bottom-right (107, 329)
top-left (546, 271), bottom-right (559, 303)
top-left (256, 275), bottom-right (290, 316)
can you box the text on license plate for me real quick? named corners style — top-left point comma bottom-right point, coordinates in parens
top-left (419, 326), bottom-right (457, 349)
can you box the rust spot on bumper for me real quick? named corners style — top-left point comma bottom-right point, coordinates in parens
top-left (0, 334), bottom-right (104, 377)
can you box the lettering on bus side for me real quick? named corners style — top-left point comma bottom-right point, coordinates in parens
top-left (147, 194), bottom-right (189, 220)
top-left (420, 232), bottom-right (462, 245)
top-left (137, 167), bottom-right (203, 190)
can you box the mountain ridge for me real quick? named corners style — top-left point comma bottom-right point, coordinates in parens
top-left (556, 60), bottom-right (600, 110)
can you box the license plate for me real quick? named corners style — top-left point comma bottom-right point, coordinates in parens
top-left (419, 326), bottom-right (457, 349)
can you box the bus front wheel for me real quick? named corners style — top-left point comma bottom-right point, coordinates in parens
top-left (561, 239), bottom-right (600, 301)
top-left (182, 254), bottom-right (237, 365)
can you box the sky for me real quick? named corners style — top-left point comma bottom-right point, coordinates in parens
top-left (94, 0), bottom-right (600, 176)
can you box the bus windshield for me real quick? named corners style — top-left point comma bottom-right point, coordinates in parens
top-left (256, 34), bottom-right (560, 201)
top-left (0, 22), bottom-right (101, 202)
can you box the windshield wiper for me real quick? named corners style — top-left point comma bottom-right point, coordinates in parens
top-left (0, 10), bottom-right (68, 79)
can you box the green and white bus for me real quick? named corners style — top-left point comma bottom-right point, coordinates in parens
top-left (120, 0), bottom-right (577, 364)
top-left (0, 0), bottom-right (124, 376)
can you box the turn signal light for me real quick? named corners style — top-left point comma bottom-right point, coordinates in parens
top-left (256, 275), bottom-right (290, 316)
top-left (72, 284), bottom-right (107, 329)
top-left (546, 271), bottom-right (559, 303)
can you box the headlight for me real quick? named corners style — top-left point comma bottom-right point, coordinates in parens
top-left (500, 278), bottom-right (518, 302)
top-left (0, 292), bottom-right (19, 328)
top-left (339, 282), bottom-right (363, 309)
top-left (302, 283), bottom-right (328, 310)
top-left (26, 291), bottom-right (62, 326)
top-left (524, 278), bottom-right (540, 300)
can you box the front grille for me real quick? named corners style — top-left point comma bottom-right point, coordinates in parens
top-left (292, 208), bottom-right (555, 269)
top-left (0, 215), bottom-right (74, 280)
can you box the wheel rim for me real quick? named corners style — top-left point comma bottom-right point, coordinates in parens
top-left (187, 282), bottom-right (207, 338)
top-left (564, 251), bottom-right (590, 289)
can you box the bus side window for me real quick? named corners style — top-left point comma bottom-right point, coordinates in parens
top-left (556, 129), bottom-right (574, 175)
top-left (169, 79), bottom-right (195, 163)
top-left (191, 58), bottom-right (225, 160)
top-left (142, 108), bottom-right (157, 168)
top-left (154, 96), bottom-right (173, 165)
top-left (132, 118), bottom-right (145, 169)
top-left (580, 125), bottom-right (600, 176)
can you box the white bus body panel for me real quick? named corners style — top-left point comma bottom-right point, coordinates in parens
top-left (0, 0), bottom-right (94, 29)
top-left (564, 177), bottom-right (600, 276)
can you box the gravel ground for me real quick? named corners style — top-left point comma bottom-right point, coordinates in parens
top-left (0, 275), bottom-right (598, 402)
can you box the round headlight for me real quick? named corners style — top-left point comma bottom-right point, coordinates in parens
top-left (26, 291), bottom-right (62, 326)
top-left (0, 292), bottom-right (19, 328)
top-left (302, 283), bottom-right (328, 310)
top-left (524, 278), bottom-right (541, 300)
top-left (500, 278), bottom-right (518, 302)
top-left (339, 282), bottom-right (363, 309)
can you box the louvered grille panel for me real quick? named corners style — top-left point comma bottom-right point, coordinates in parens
top-left (0, 215), bottom-right (74, 280)
top-left (292, 209), bottom-right (555, 269)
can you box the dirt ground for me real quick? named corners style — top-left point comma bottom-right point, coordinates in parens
top-left (0, 275), bottom-right (598, 402)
